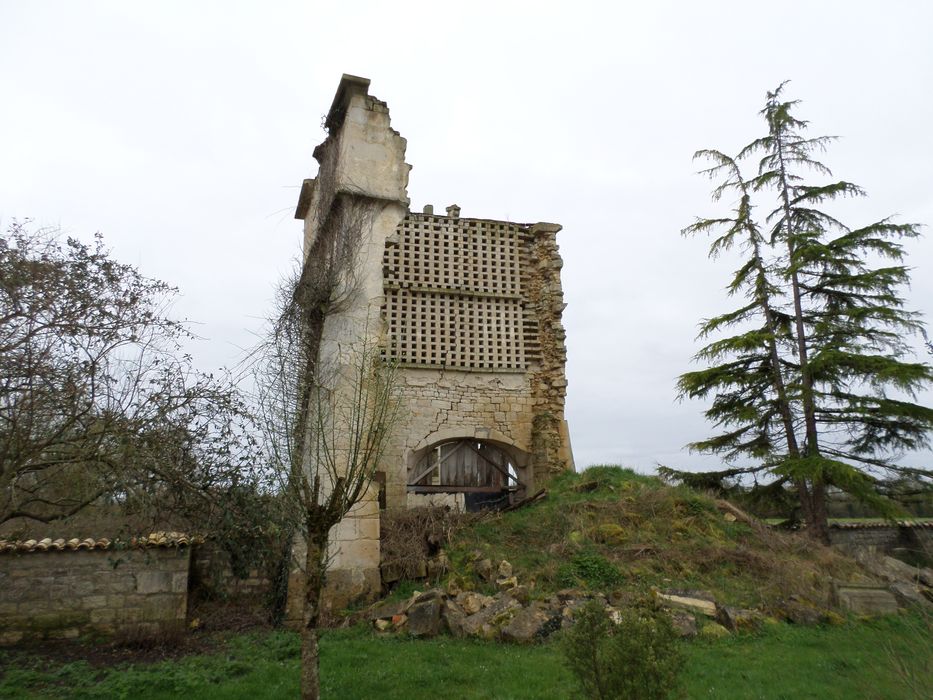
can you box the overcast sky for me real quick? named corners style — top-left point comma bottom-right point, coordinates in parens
top-left (2, 1), bottom-right (931, 472)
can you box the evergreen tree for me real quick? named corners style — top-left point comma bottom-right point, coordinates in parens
top-left (677, 83), bottom-right (933, 541)
top-left (677, 151), bottom-right (805, 515)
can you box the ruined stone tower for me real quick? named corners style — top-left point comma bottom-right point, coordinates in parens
top-left (291, 75), bottom-right (573, 608)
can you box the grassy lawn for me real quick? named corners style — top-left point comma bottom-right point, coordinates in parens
top-left (1, 614), bottom-right (927, 699)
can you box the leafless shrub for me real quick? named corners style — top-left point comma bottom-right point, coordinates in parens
top-left (380, 507), bottom-right (484, 583)
top-left (0, 221), bottom-right (264, 535)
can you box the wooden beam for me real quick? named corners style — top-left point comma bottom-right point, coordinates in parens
top-left (502, 489), bottom-right (547, 512)
top-left (466, 442), bottom-right (523, 486)
top-left (408, 441), bottom-right (468, 487)
top-left (407, 485), bottom-right (510, 494)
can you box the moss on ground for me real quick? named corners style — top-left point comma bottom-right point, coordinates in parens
top-left (441, 465), bottom-right (865, 610)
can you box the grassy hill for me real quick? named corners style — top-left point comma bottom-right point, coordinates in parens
top-left (419, 465), bottom-right (867, 612)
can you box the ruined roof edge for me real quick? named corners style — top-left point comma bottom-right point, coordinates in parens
top-left (324, 74), bottom-right (371, 132)
top-left (295, 178), bottom-right (315, 220)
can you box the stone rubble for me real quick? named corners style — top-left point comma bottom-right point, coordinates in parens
top-left (369, 549), bottom-right (933, 645)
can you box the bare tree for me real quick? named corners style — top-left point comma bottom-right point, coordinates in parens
top-left (250, 194), bottom-right (399, 699)
top-left (0, 221), bottom-right (261, 532)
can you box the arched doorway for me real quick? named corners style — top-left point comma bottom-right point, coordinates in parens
top-left (408, 439), bottom-right (525, 511)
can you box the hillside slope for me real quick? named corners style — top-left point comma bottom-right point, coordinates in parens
top-left (431, 466), bottom-right (867, 612)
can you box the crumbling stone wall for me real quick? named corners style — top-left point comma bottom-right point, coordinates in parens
top-left (829, 523), bottom-right (933, 561)
top-left (287, 75), bottom-right (410, 620)
top-left (379, 214), bottom-right (573, 510)
top-left (0, 541), bottom-right (190, 645)
top-left (289, 75), bottom-right (573, 612)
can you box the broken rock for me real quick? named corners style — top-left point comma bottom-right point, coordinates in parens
top-left (716, 606), bottom-right (763, 632)
top-left (462, 595), bottom-right (521, 638)
top-left (442, 599), bottom-right (467, 637)
top-left (456, 591), bottom-right (491, 616)
top-left (474, 558), bottom-right (494, 582)
top-left (500, 605), bottom-right (550, 644)
top-left (506, 585), bottom-right (531, 605)
top-left (657, 592), bottom-right (717, 617)
top-left (669, 611), bottom-right (698, 638)
top-left (407, 598), bottom-right (443, 637)
top-left (780, 599), bottom-right (822, 626)
top-left (369, 598), bottom-right (410, 621)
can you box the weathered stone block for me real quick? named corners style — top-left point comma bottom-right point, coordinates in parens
top-left (81, 595), bottom-right (108, 609)
top-left (657, 592), bottom-right (717, 617)
top-left (369, 598), bottom-right (411, 621)
top-left (500, 605), bottom-right (550, 643)
top-left (835, 585), bottom-right (899, 616)
top-left (442, 600), bottom-right (466, 637)
top-left (136, 571), bottom-right (172, 594)
top-left (889, 582), bottom-right (931, 609)
top-left (407, 598), bottom-right (442, 637)
top-left (90, 608), bottom-right (117, 624)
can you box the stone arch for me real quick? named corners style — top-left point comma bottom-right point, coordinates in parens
top-left (413, 426), bottom-right (529, 455)
top-left (407, 432), bottom-right (532, 511)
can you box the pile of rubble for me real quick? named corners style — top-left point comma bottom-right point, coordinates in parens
top-left (369, 552), bottom-right (933, 644)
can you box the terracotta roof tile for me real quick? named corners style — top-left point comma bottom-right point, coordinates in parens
top-left (0, 531), bottom-right (203, 554)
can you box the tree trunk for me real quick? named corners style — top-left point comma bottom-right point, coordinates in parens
top-left (776, 166), bottom-right (820, 455)
top-left (301, 528), bottom-right (326, 700)
top-left (795, 478), bottom-right (813, 528)
top-left (808, 478), bottom-right (831, 544)
top-left (300, 622), bottom-right (320, 700)
top-left (774, 137), bottom-right (829, 542)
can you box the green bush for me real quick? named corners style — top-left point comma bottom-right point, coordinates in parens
top-left (561, 600), bottom-right (683, 700)
top-left (557, 554), bottom-right (624, 589)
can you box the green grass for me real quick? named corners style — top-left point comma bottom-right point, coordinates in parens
top-left (1, 614), bottom-right (927, 699)
top-left (442, 465), bottom-right (862, 610)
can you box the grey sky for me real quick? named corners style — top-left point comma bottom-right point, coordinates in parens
top-left (2, 1), bottom-right (931, 472)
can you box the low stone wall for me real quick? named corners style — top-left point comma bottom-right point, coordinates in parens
top-left (829, 522), bottom-right (933, 563)
top-left (190, 542), bottom-right (272, 600)
top-left (829, 525), bottom-right (901, 550)
top-left (0, 536), bottom-right (192, 645)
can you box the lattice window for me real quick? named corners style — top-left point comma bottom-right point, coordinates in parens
top-left (383, 214), bottom-right (539, 371)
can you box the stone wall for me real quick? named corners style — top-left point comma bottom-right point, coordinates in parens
top-left (380, 215), bottom-right (573, 508)
top-left (291, 74), bottom-right (410, 609)
top-left (829, 523), bottom-right (933, 563)
top-left (284, 486), bottom-right (382, 625)
top-left (383, 369), bottom-right (536, 511)
top-left (190, 542), bottom-right (272, 600)
top-left (0, 540), bottom-right (190, 645)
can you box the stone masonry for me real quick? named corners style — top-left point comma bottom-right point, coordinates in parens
top-left (0, 536), bottom-right (191, 645)
top-left (287, 75), bottom-right (573, 614)
top-left (828, 521), bottom-right (933, 561)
